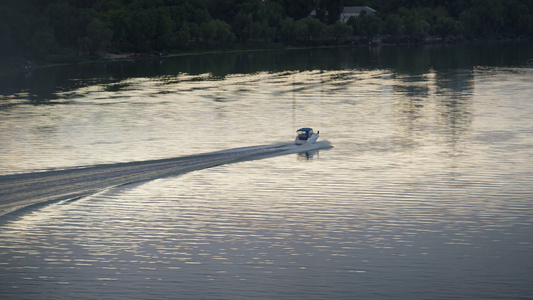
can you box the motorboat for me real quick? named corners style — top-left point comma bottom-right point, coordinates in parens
top-left (295, 128), bottom-right (319, 145)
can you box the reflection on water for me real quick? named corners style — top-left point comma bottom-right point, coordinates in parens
top-left (1, 42), bottom-right (532, 104)
top-left (297, 150), bottom-right (319, 160)
top-left (1, 45), bottom-right (533, 299)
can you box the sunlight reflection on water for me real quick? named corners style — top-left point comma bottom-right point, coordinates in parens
top-left (1, 63), bottom-right (533, 299)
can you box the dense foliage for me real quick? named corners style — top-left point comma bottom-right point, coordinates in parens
top-left (1, 0), bottom-right (533, 60)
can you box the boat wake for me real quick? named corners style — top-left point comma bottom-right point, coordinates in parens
top-left (0, 140), bottom-right (333, 216)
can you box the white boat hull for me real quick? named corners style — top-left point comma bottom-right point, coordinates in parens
top-left (295, 133), bottom-right (319, 145)
top-left (306, 133), bottom-right (319, 144)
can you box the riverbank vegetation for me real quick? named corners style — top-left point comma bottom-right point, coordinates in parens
top-left (2, 0), bottom-right (533, 70)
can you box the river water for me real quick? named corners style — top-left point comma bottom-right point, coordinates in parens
top-left (1, 44), bottom-right (533, 299)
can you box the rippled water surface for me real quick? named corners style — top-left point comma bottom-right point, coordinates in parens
top-left (1, 45), bottom-right (533, 299)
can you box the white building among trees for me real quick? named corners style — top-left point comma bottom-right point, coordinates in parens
top-left (340, 6), bottom-right (376, 24)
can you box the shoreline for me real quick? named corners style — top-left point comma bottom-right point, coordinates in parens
top-left (2, 38), bottom-right (531, 76)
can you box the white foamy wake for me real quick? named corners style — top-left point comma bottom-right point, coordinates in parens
top-left (0, 140), bottom-right (333, 216)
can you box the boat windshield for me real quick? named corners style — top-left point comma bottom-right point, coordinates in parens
top-left (297, 130), bottom-right (313, 138)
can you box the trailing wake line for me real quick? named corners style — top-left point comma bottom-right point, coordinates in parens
top-left (0, 141), bottom-right (332, 216)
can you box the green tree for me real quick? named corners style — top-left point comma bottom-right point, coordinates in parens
top-left (201, 20), bottom-right (216, 41)
top-left (475, 0), bottom-right (504, 37)
top-left (249, 20), bottom-right (276, 41)
top-left (436, 0), bottom-right (474, 19)
top-left (45, 0), bottom-right (77, 49)
top-left (327, 21), bottom-right (352, 43)
top-left (232, 12), bottom-right (253, 42)
top-left (280, 17), bottom-right (297, 42)
top-left (502, 0), bottom-right (533, 37)
top-left (264, 1), bottom-right (284, 27)
top-left (294, 18), bottom-right (308, 42)
top-left (128, 9), bottom-right (157, 51)
top-left (188, 22), bottom-right (202, 41)
top-left (434, 16), bottom-right (460, 40)
top-left (0, 23), bottom-right (12, 56)
top-left (103, 8), bottom-right (131, 49)
top-left (459, 8), bottom-right (481, 38)
top-left (403, 15), bottom-right (430, 42)
top-left (357, 12), bottom-right (383, 41)
top-left (4, 0), bottom-right (533, 60)
top-left (0, 5), bottom-right (16, 56)
top-left (31, 30), bottom-right (57, 58)
top-left (460, 0), bottom-right (504, 38)
top-left (383, 14), bottom-right (403, 37)
top-left (318, 0), bottom-right (343, 24)
top-left (92, 0), bottom-right (124, 12)
top-left (202, 19), bottom-right (234, 42)
top-left (275, 0), bottom-right (318, 20)
top-left (176, 24), bottom-right (191, 49)
top-left (155, 7), bottom-right (173, 41)
top-left (85, 18), bottom-right (112, 55)
top-left (302, 17), bottom-right (326, 40)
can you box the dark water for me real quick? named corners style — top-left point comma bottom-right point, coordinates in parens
top-left (2, 42), bottom-right (532, 104)
top-left (1, 43), bottom-right (533, 299)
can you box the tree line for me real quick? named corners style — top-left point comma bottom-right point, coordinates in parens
top-left (1, 0), bottom-right (532, 60)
